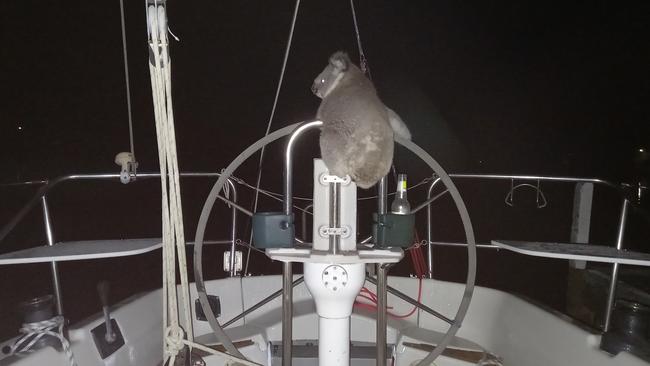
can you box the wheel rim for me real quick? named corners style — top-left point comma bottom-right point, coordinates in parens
top-left (193, 122), bottom-right (476, 365)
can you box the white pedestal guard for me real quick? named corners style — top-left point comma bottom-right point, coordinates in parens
top-left (304, 262), bottom-right (366, 366)
top-left (266, 158), bottom-right (403, 366)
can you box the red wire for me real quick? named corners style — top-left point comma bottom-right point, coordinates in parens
top-left (413, 246), bottom-right (424, 277)
top-left (409, 247), bottom-right (421, 276)
top-left (354, 302), bottom-right (378, 313)
top-left (355, 231), bottom-right (425, 319)
top-left (416, 248), bottom-right (426, 277)
top-left (409, 231), bottom-right (428, 278)
top-left (412, 251), bottom-right (422, 277)
top-left (356, 294), bottom-right (376, 303)
top-left (360, 287), bottom-right (378, 301)
top-left (416, 248), bottom-right (427, 277)
top-left (353, 278), bottom-right (423, 319)
top-left (356, 293), bottom-right (393, 310)
top-left (389, 278), bottom-right (422, 318)
top-left (357, 294), bottom-right (392, 309)
top-left (408, 244), bottom-right (418, 274)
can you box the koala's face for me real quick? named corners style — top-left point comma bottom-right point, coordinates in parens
top-left (311, 63), bottom-right (339, 99)
top-left (311, 52), bottom-right (348, 99)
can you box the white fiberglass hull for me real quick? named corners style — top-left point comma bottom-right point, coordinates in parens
top-left (1, 276), bottom-right (645, 366)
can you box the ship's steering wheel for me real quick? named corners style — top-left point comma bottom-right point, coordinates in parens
top-left (193, 121), bottom-right (476, 365)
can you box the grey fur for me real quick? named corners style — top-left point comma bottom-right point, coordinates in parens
top-left (312, 51), bottom-right (394, 189)
top-left (386, 107), bottom-right (412, 140)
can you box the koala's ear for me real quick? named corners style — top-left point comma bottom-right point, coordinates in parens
top-left (329, 51), bottom-right (350, 72)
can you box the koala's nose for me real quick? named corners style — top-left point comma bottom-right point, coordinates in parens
top-left (310, 85), bottom-right (317, 94)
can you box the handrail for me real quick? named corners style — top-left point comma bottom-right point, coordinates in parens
top-left (425, 174), bottom-right (638, 213)
top-left (443, 173), bottom-right (621, 190)
top-left (282, 120), bottom-right (322, 366)
top-left (0, 180), bottom-right (48, 187)
top-left (439, 174), bottom-right (647, 216)
top-left (0, 172), bottom-right (236, 244)
top-left (0, 171), bottom-right (243, 318)
top-left (425, 173), bottom-right (648, 334)
top-left (2, 172), bottom-right (640, 247)
top-left (424, 174), bottom-right (647, 242)
top-left (424, 173), bottom-right (645, 261)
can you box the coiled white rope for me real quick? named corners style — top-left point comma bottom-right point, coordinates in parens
top-left (147, 4), bottom-right (260, 365)
top-left (10, 316), bottom-right (77, 366)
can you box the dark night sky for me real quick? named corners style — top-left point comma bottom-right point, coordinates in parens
top-left (1, 1), bottom-right (649, 183)
top-left (0, 0), bottom-right (649, 336)
top-left (0, 0), bottom-right (650, 345)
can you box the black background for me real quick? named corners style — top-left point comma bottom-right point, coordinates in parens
top-left (0, 0), bottom-right (649, 340)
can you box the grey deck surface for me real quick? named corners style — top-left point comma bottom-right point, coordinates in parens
top-left (492, 240), bottom-right (650, 266)
top-left (0, 238), bottom-right (161, 265)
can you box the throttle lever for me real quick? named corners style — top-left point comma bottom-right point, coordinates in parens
top-left (97, 281), bottom-right (116, 343)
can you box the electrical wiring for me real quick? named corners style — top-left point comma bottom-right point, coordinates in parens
top-left (354, 230), bottom-right (427, 319)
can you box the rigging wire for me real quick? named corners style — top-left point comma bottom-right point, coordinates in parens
top-left (245, 0), bottom-right (302, 275)
top-left (119, 0), bottom-right (136, 160)
top-left (230, 173), bottom-right (435, 202)
top-left (351, 0), bottom-right (401, 183)
top-left (350, 0), bottom-right (371, 78)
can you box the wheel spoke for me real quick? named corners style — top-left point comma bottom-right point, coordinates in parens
top-left (365, 275), bottom-right (454, 325)
top-left (411, 189), bottom-right (449, 213)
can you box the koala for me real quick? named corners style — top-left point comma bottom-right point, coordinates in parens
top-left (312, 51), bottom-right (409, 189)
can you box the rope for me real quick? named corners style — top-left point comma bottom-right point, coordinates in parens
top-left (146, 3), bottom-right (194, 363)
top-left (350, 0), bottom-right (371, 78)
top-left (119, 0), bottom-right (136, 160)
top-left (245, 0), bottom-right (302, 275)
top-left (180, 339), bottom-right (260, 366)
top-left (148, 4), bottom-right (254, 364)
top-left (10, 316), bottom-right (77, 366)
top-left (163, 327), bottom-right (261, 366)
